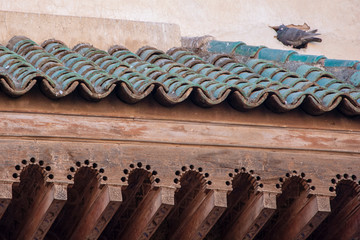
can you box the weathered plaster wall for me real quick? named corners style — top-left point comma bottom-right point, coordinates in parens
top-left (0, 0), bottom-right (359, 59)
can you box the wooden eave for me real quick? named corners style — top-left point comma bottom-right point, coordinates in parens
top-left (0, 87), bottom-right (359, 239)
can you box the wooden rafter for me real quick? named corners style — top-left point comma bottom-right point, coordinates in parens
top-left (119, 187), bottom-right (175, 240)
top-left (0, 182), bottom-right (11, 219)
top-left (169, 189), bottom-right (227, 240)
top-left (224, 191), bottom-right (276, 240)
top-left (309, 179), bottom-right (360, 240)
top-left (18, 183), bottom-right (67, 240)
top-left (100, 167), bottom-right (155, 239)
top-left (70, 184), bottom-right (122, 240)
top-left (274, 195), bottom-right (330, 240)
top-left (207, 170), bottom-right (276, 240)
top-left (255, 174), bottom-right (331, 240)
top-left (47, 166), bottom-right (118, 239)
top-left (0, 164), bottom-right (65, 240)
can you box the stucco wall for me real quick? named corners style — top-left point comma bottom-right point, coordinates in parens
top-left (0, 0), bottom-right (359, 59)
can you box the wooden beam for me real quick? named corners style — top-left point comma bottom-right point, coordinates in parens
top-left (1, 139), bottom-right (359, 196)
top-left (0, 111), bottom-right (359, 154)
top-left (335, 205), bottom-right (360, 240)
top-left (6, 182), bottom-right (66, 240)
top-left (119, 186), bottom-right (175, 240)
top-left (69, 184), bottom-right (122, 240)
top-left (99, 170), bottom-right (155, 239)
top-left (0, 182), bottom-right (12, 219)
top-left (313, 196), bottom-right (360, 240)
top-left (17, 183), bottom-right (67, 240)
top-left (169, 189), bottom-right (227, 240)
top-left (224, 191), bottom-right (277, 240)
top-left (324, 207), bottom-right (360, 240)
top-left (275, 195), bottom-right (331, 240)
top-left (0, 87), bottom-right (358, 133)
top-left (48, 172), bottom-right (112, 239)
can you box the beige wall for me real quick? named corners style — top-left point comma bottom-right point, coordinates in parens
top-left (0, 0), bottom-right (359, 59)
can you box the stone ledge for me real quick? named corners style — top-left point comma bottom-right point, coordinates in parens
top-left (0, 10), bottom-right (181, 51)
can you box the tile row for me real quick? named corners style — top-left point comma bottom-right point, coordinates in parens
top-left (0, 36), bottom-right (359, 116)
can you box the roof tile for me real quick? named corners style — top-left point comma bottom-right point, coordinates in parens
top-left (324, 59), bottom-right (360, 68)
top-left (350, 72), bottom-right (360, 87)
top-left (234, 45), bottom-right (267, 57)
top-left (257, 48), bottom-right (296, 63)
top-left (0, 36), bottom-right (360, 117)
top-left (207, 40), bottom-right (245, 53)
top-left (288, 53), bottom-right (326, 64)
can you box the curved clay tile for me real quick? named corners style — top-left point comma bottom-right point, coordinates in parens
top-left (0, 36), bottom-right (358, 116)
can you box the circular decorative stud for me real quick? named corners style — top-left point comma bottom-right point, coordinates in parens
top-left (329, 173), bottom-right (359, 193)
top-left (173, 164), bottom-right (211, 186)
top-left (13, 157), bottom-right (54, 181)
top-left (226, 167), bottom-right (264, 190)
top-left (276, 170), bottom-right (315, 191)
top-left (121, 162), bottom-right (160, 184)
top-left (67, 159), bottom-right (107, 182)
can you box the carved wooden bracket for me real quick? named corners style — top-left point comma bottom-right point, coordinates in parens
top-left (70, 184), bottom-right (122, 240)
top-left (120, 186), bottom-right (175, 240)
top-left (48, 159), bottom-right (119, 239)
top-left (169, 189), bottom-right (227, 240)
top-left (100, 162), bottom-right (159, 239)
top-left (0, 182), bottom-right (12, 219)
top-left (309, 174), bottom-right (360, 239)
top-left (258, 171), bottom-right (330, 240)
top-left (208, 168), bottom-right (273, 240)
top-left (0, 158), bottom-right (65, 239)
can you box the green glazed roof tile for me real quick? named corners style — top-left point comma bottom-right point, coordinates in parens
top-left (296, 65), bottom-right (321, 78)
top-left (1, 36), bottom-right (360, 117)
top-left (42, 40), bottom-right (117, 92)
top-left (349, 91), bottom-right (360, 103)
top-left (257, 48), bottom-right (296, 63)
top-left (288, 54), bottom-right (326, 63)
top-left (234, 45), bottom-right (267, 57)
top-left (261, 68), bottom-right (282, 78)
top-left (246, 59), bottom-right (267, 69)
top-left (350, 71), bottom-right (360, 87)
top-left (207, 40), bottom-right (246, 53)
top-left (324, 59), bottom-right (360, 68)
top-left (252, 62), bottom-right (277, 74)
top-left (306, 71), bottom-right (335, 82)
